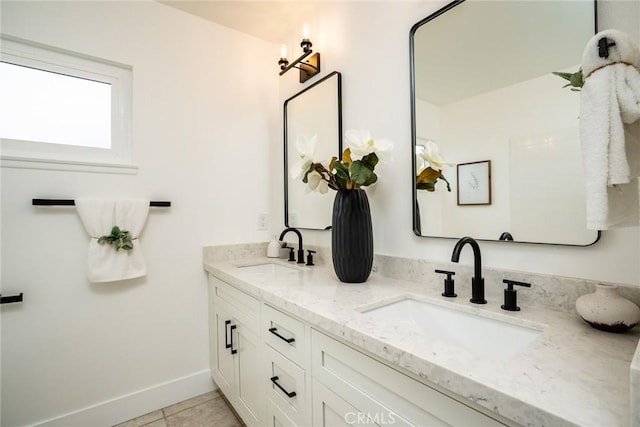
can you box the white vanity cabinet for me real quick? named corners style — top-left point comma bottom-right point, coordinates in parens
top-left (209, 275), bottom-right (264, 426)
top-left (208, 273), bottom-right (512, 427)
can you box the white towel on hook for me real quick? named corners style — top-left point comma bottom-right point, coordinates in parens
top-left (76, 199), bottom-right (150, 283)
top-left (580, 29), bottom-right (640, 230)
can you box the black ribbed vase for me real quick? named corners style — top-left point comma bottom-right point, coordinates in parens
top-left (331, 189), bottom-right (373, 283)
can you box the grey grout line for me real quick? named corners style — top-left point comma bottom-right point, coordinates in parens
top-left (129, 392), bottom-right (213, 426)
top-left (145, 390), bottom-right (242, 427)
top-left (160, 392), bottom-right (218, 419)
top-left (123, 390), bottom-right (243, 427)
top-left (216, 391), bottom-right (245, 426)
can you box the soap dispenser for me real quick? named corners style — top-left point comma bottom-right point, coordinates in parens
top-left (267, 235), bottom-right (280, 258)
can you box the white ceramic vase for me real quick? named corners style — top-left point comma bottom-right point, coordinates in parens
top-left (575, 284), bottom-right (640, 333)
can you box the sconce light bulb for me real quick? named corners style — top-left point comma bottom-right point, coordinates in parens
top-left (300, 38), bottom-right (312, 53)
top-left (302, 23), bottom-right (310, 39)
top-left (280, 44), bottom-right (288, 59)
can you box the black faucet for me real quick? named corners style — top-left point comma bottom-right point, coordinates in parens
top-left (451, 236), bottom-right (487, 304)
top-left (279, 227), bottom-right (305, 264)
top-left (499, 232), bottom-right (514, 241)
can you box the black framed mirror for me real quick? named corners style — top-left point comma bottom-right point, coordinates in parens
top-left (410, 0), bottom-right (599, 245)
top-left (285, 71), bottom-right (342, 230)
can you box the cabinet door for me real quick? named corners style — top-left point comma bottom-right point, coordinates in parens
top-left (211, 304), bottom-right (235, 399)
top-left (312, 380), bottom-right (366, 427)
top-left (266, 400), bottom-right (298, 427)
top-left (234, 323), bottom-right (264, 427)
top-left (311, 330), bottom-right (505, 427)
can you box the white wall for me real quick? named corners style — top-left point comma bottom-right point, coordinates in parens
top-left (275, 1), bottom-right (640, 287)
top-left (1, 1), bottom-right (278, 426)
top-left (2, 1), bottom-right (639, 425)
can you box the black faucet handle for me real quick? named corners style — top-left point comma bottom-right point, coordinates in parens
top-left (502, 279), bottom-right (531, 290)
top-left (501, 279), bottom-right (531, 311)
top-left (306, 250), bottom-right (316, 266)
top-left (287, 247), bottom-right (296, 262)
top-left (435, 269), bottom-right (455, 278)
top-left (435, 269), bottom-right (457, 298)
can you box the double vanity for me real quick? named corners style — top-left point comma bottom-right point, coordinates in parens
top-left (203, 243), bottom-right (640, 427)
top-left (257, 1), bottom-right (637, 425)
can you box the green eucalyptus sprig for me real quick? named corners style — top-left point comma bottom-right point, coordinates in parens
top-left (303, 148), bottom-right (379, 191)
top-left (552, 69), bottom-right (584, 91)
top-left (98, 226), bottom-right (134, 251)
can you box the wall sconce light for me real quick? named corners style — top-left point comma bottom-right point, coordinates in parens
top-left (278, 31), bottom-right (321, 83)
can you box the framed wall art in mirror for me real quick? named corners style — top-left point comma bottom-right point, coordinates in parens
top-left (457, 160), bottom-right (491, 206)
top-left (284, 71), bottom-right (342, 230)
top-left (410, 0), bottom-right (599, 245)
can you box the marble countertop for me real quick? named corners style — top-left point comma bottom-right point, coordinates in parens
top-left (204, 256), bottom-right (640, 427)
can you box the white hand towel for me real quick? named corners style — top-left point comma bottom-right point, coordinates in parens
top-left (580, 29), bottom-right (640, 230)
top-left (76, 199), bottom-right (150, 283)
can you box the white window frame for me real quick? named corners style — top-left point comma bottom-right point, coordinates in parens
top-left (0, 35), bottom-right (136, 174)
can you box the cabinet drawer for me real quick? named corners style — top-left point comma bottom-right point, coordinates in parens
top-left (266, 345), bottom-right (308, 426)
top-left (263, 304), bottom-right (307, 367)
top-left (210, 275), bottom-right (260, 330)
top-left (311, 329), bottom-right (505, 427)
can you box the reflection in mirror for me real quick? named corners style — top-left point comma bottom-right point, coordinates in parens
top-left (410, 0), bottom-right (599, 245)
top-left (285, 71), bottom-right (342, 230)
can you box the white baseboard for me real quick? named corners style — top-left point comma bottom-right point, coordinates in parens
top-left (33, 370), bottom-right (216, 427)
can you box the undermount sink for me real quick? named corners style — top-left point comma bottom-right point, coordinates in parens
top-left (361, 297), bottom-right (543, 360)
top-left (237, 262), bottom-right (300, 275)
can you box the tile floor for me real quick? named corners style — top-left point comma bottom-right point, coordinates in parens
top-left (114, 390), bottom-right (244, 427)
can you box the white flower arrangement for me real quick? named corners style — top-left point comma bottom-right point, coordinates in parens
top-left (416, 140), bottom-right (453, 191)
top-left (293, 129), bottom-right (393, 192)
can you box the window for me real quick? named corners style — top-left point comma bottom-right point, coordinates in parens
top-left (0, 62), bottom-right (112, 149)
top-left (0, 35), bottom-right (134, 173)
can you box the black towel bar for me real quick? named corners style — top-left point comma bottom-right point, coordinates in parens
top-left (1, 293), bottom-right (24, 305)
top-left (32, 199), bottom-right (171, 207)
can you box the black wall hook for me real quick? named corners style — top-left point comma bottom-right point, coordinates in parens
top-left (598, 37), bottom-right (616, 58)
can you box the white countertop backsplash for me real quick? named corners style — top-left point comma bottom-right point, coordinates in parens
top-left (203, 243), bottom-right (640, 427)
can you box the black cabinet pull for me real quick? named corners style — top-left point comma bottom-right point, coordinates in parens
top-left (229, 324), bottom-right (237, 354)
top-left (0, 293), bottom-right (23, 305)
top-left (268, 327), bottom-right (295, 344)
top-left (224, 320), bottom-right (232, 349)
top-left (270, 376), bottom-right (296, 398)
